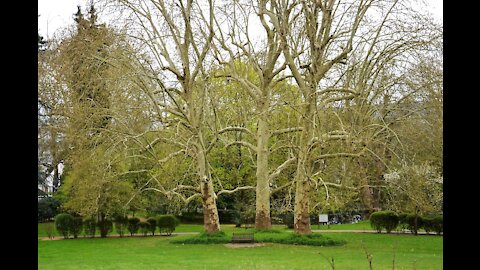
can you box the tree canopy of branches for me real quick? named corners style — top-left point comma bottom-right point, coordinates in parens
top-left (39, 0), bottom-right (442, 235)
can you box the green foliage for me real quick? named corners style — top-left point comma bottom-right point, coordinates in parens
top-left (431, 215), bottom-right (443, 235)
top-left (282, 213), bottom-right (294, 229)
top-left (138, 221), bottom-right (151, 236)
top-left (146, 218), bottom-right (157, 236)
top-left (114, 215), bottom-right (128, 237)
top-left (55, 213), bottom-right (74, 239)
top-left (97, 217), bottom-right (113, 238)
top-left (128, 217), bottom-right (140, 236)
top-left (422, 216), bottom-right (434, 234)
top-left (83, 218), bottom-right (96, 238)
top-left (369, 211), bottom-right (399, 233)
top-left (258, 233), bottom-right (346, 247)
top-left (71, 217), bottom-right (83, 238)
top-left (38, 197), bottom-right (61, 222)
top-left (422, 215), bottom-right (443, 235)
top-left (405, 214), bottom-right (424, 235)
top-left (170, 231), bottom-right (229, 244)
top-left (44, 222), bottom-right (55, 239)
top-left (157, 215), bottom-right (179, 236)
top-left (172, 231), bottom-right (345, 247)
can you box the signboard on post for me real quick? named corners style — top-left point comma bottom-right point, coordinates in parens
top-left (319, 214), bottom-right (328, 223)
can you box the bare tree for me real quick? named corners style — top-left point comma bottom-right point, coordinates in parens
top-left (259, 0), bottom-right (375, 234)
top-left (98, 0), bottom-right (229, 232)
top-left (212, 0), bottom-right (300, 230)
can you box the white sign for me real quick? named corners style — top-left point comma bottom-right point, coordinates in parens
top-left (319, 214), bottom-right (329, 223)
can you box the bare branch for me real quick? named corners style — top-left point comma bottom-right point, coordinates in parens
top-left (269, 156), bottom-right (297, 182)
top-left (216, 186), bottom-right (255, 196)
top-left (271, 127), bottom-right (304, 137)
top-left (218, 126), bottom-right (254, 137)
top-left (158, 149), bottom-right (186, 164)
top-left (226, 140), bottom-right (257, 153)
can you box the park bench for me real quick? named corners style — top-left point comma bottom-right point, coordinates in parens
top-left (231, 232), bottom-right (255, 244)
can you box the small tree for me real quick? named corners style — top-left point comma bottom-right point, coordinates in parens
top-left (128, 217), bottom-right (140, 236)
top-left (71, 217), bottom-right (83, 238)
top-left (157, 215), bottom-right (179, 236)
top-left (146, 217), bottom-right (157, 236)
top-left (83, 218), bottom-right (96, 238)
top-left (55, 213), bottom-right (74, 239)
top-left (45, 222), bottom-right (55, 239)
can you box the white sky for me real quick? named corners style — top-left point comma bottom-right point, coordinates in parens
top-left (38, 0), bottom-right (443, 39)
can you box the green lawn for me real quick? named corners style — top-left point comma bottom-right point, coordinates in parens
top-left (38, 223), bottom-right (442, 269)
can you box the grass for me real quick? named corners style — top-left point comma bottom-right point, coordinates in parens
top-left (39, 223), bottom-right (442, 269)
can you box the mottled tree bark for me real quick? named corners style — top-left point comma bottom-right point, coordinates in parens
top-left (255, 107), bottom-right (272, 230)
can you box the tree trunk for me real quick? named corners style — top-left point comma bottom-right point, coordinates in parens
top-left (255, 111), bottom-right (272, 230)
top-left (293, 104), bottom-right (314, 234)
top-left (196, 139), bottom-right (221, 233)
top-left (293, 150), bottom-right (312, 235)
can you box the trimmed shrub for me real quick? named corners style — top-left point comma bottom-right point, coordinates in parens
top-left (259, 233), bottom-right (346, 246)
top-left (139, 221), bottom-right (150, 236)
top-left (55, 213), bottom-right (74, 239)
top-left (405, 214), bottom-right (423, 235)
top-left (83, 218), bottom-right (96, 238)
top-left (128, 217), bottom-right (140, 236)
top-left (431, 215), bottom-right (443, 235)
top-left (157, 215), bottom-right (179, 236)
top-left (422, 216), bottom-right (434, 234)
top-left (423, 215), bottom-right (442, 235)
top-left (170, 231), bottom-right (229, 244)
top-left (97, 218), bottom-right (113, 238)
top-left (369, 211), bottom-right (399, 233)
top-left (71, 217), bottom-right (83, 238)
top-left (114, 215), bottom-right (128, 237)
top-left (146, 218), bottom-right (157, 236)
top-left (397, 213), bottom-right (409, 233)
top-left (171, 231), bottom-right (346, 247)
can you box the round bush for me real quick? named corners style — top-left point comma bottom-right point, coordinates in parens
top-left (139, 221), bottom-right (150, 236)
top-left (406, 214), bottom-right (423, 235)
top-left (157, 215), bottom-right (179, 236)
top-left (128, 217), bottom-right (140, 236)
top-left (83, 218), bottom-right (96, 238)
top-left (146, 218), bottom-right (157, 236)
top-left (97, 218), bottom-right (113, 238)
top-left (397, 213), bottom-right (409, 232)
top-left (369, 211), bottom-right (399, 233)
top-left (71, 217), bottom-right (83, 238)
top-left (55, 213), bottom-right (74, 239)
top-left (114, 215), bottom-right (128, 237)
top-left (431, 215), bottom-right (443, 235)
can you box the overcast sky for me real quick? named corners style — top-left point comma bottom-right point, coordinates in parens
top-left (38, 0), bottom-right (443, 39)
